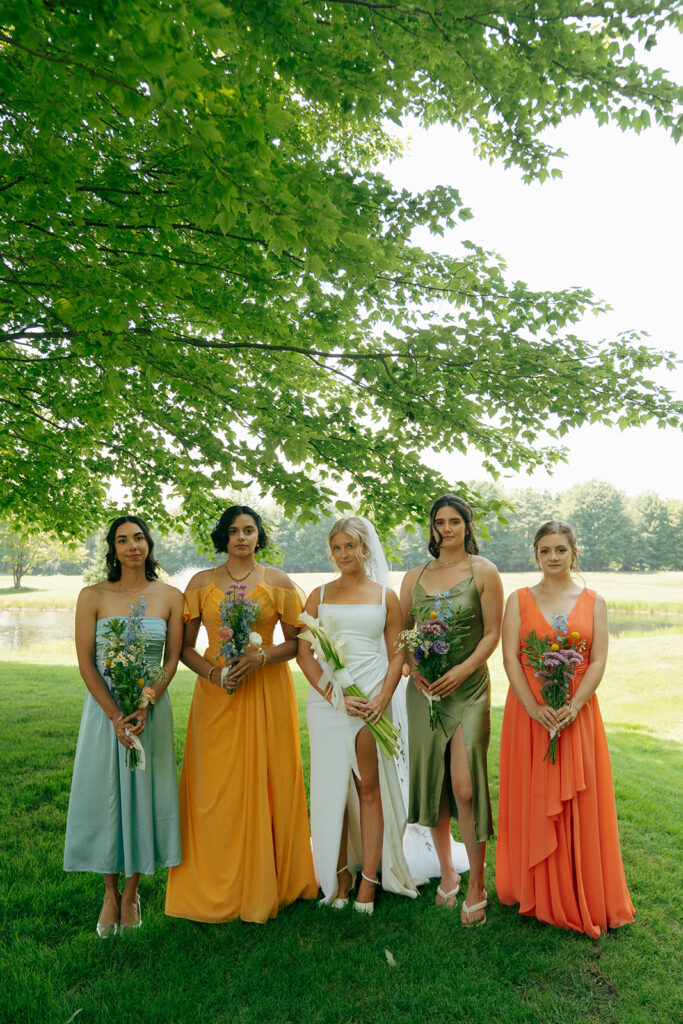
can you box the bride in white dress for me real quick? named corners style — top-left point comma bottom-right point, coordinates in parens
top-left (297, 517), bottom-right (420, 912)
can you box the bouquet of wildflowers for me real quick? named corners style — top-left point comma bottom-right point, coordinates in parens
top-left (101, 597), bottom-right (167, 770)
top-left (216, 583), bottom-right (263, 694)
top-left (398, 596), bottom-right (474, 731)
top-left (521, 613), bottom-right (585, 763)
top-left (299, 611), bottom-right (400, 760)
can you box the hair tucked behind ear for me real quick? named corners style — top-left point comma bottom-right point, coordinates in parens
top-left (105, 515), bottom-right (160, 582)
top-left (533, 520), bottom-right (579, 569)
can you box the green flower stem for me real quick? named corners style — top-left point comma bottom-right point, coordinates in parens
top-left (344, 683), bottom-right (400, 759)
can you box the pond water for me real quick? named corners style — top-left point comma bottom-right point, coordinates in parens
top-left (0, 608), bottom-right (680, 653)
top-left (0, 611), bottom-right (209, 655)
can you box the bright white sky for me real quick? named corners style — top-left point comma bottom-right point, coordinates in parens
top-left (381, 31), bottom-right (683, 500)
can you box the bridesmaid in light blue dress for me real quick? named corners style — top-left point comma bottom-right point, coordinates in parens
top-left (64, 516), bottom-right (183, 936)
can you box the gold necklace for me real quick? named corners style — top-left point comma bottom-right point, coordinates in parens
top-left (225, 562), bottom-right (256, 583)
top-left (433, 555), bottom-right (469, 570)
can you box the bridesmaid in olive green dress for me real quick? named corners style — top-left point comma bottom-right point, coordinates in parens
top-left (400, 495), bottom-right (503, 925)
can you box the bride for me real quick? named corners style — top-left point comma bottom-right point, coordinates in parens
top-left (297, 516), bottom-right (419, 913)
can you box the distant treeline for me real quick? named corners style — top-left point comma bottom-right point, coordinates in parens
top-left (272, 480), bottom-right (683, 574)
top-left (3, 480), bottom-right (681, 584)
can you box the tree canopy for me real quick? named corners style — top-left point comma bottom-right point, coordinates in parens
top-left (1, 1), bottom-right (681, 539)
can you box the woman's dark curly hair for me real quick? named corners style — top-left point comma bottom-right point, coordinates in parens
top-left (105, 515), bottom-right (160, 582)
top-left (211, 506), bottom-right (268, 554)
top-left (427, 494), bottom-right (479, 558)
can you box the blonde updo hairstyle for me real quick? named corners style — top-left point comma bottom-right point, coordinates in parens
top-left (533, 520), bottom-right (579, 571)
top-left (327, 516), bottom-right (371, 572)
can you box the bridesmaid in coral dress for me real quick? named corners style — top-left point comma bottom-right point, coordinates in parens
top-left (165, 506), bottom-right (317, 923)
top-left (496, 520), bottom-right (634, 938)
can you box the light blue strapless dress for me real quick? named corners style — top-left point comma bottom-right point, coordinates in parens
top-left (63, 617), bottom-right (181, 876)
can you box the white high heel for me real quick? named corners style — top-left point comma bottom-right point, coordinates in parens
top-left (320, 865), bottom-right (355, 910)
top-left (354, 872), bottom-right (378, 915)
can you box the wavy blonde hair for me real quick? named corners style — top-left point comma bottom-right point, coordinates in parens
top-left (327, 516), bottom-right (371, 571)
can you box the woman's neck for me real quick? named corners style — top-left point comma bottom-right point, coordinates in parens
top-left (537, 571), bottom-right (576, 594)
top-left (434, 547), bottom-right (468, 569)
top-left (116, 567), bottom-right (149, 592)
top-left (336, 568), bottom-right (368, 590)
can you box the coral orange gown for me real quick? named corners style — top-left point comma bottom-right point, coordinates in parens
top-left (496, 587), bottom-right (634, 938)
top-left (165, 570), bottom-right (317, 923)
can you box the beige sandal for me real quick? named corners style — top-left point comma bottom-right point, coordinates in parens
top-left (435, 880), bottom-right (461, 908)
top-left (461, 890), bottom-right (488, 926)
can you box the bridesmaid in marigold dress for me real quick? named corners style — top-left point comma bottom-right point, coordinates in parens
top-left (496, 520), bottom-right (634, 938)
top-left (165, 506), bottom-right (317, 924)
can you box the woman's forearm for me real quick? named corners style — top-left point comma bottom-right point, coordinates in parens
top-left (569, 663), bottom-right (605, 712)
top-left (457, 628), bottom-right (500, 680)
top-left (262, 637), bottom-right (298, 665)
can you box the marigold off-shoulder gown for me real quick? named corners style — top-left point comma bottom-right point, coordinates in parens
top-left (165, 569), bottom-right (317, 923)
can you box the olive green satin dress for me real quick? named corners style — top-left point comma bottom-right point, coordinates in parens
top-left (406, 574), bottom-right (493, 843)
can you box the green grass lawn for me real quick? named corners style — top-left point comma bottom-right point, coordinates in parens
top-left (1, 631), bottom-right (682, 1024)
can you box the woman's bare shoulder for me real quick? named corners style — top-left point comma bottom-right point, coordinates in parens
top-left (263, 566), bottom-right (295, 589)
top-left (184, 567), bottom-right (214, 591)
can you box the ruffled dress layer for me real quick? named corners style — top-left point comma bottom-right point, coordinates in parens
top-left (64, 616), bottom-right (181, 876)
top-left (165, 573), bottom-right (317, 923)
top-left (496, 588), bottom-right (634, 937)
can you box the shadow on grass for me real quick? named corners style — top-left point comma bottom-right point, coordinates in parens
top-left (1, 665), bottom-right (681, 1024)
top-left (0, 585), bottom-right (37, 595)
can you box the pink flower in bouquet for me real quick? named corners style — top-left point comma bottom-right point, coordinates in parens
top-left (218, 626), bottom-right (234, 640)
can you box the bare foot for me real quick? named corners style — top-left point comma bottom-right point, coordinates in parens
top-left (337, 867), bottom-right (354, 900)
top-left (98, 887), bottom-right (120, 927)
top-left (119, 895), bottom-right (141, 929)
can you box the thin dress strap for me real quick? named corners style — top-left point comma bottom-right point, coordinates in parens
top-left (468, 554), bottom-right (473, 577)
top-left (319, 583), bottom-right (325, 603)
top-left (381, 585), bottom-right (386, 607)
top-left (211, 567), bottom-right (217, 584)
top-left (415, 562), bottom-right (430, 586)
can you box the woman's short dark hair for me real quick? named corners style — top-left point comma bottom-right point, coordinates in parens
top-left (211, 506), bottom-right (268, 554)
top-left (105, 515), bottom-right (160, 582)
top-left (427, 494), bottom-right (479, 558)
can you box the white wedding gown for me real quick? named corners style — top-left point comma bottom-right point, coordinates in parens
top-left (307, 586), bottom-right (469, 905)
top-left (307, 587), bottom-right (420, 903)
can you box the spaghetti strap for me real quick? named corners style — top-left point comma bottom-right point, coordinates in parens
top-left (381, 585), bottom-right (386, 607)
top-left (468, 554), bottom-right (473, 577)
top-left (211, 568), bottom-right (217, 584)
top-left (319, 583), bottom-right (325, 603)
top-left (415, 562), bottom-right (430, 587)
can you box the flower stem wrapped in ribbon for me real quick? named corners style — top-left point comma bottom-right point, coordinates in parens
top-left (299, 610), bottom-right (400, 762)
top-left (521, 613), bottom-right (586, 763)
top-left (101, 597), bottom-right (167, 771)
